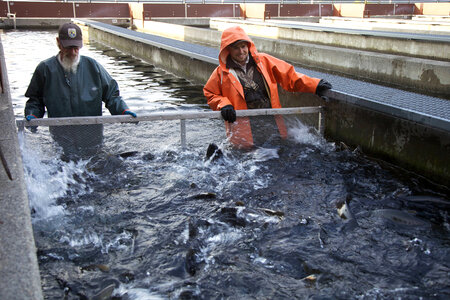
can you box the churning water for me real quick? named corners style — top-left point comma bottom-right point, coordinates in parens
top-left (3, 30), bottom-right (450, 300)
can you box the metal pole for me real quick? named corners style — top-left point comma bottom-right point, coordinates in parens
top-left (17, 119), bottom-right (24, 132)
top-left (180, 119), bottom-right (186, 150)
top-left (318, 111), bottom-right (324, 135)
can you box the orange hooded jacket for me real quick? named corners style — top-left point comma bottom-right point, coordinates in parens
top-left (203, 26), bottom-right (321, 148)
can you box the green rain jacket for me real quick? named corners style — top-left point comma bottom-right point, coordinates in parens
top-left (25, 54), bottom-right (129, 118)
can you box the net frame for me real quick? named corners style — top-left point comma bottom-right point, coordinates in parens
top-left (16, 107), bottom-right (323, 149)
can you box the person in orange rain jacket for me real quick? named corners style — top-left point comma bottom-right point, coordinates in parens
top-left (203, 26), bottom-right (332, 148)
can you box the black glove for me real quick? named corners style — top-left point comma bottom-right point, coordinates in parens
top-left (316, 79), bottom-right (333, 101)
top-left (221, 105), bottom-right (236, 123)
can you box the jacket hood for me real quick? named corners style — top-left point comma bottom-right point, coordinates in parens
top-left (219, 26), bottom-right (257, 69)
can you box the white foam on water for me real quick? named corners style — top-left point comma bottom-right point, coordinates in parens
top-left (58, 228), bottom-right (137, 256)
top-left (252, 256), bottom-right (275, 269)
top-left (357, 286), bottom-right (420, 300)
top-left (47, 253), bottom-right (64, 261)
top-left (103, 231), bottom-right (134, 254)
top-left (59, 230), bottom-right (103, 249)
top-left (160, 145), bottom-right (271, 198)
top-left (246, 212), bottom-right (280, 224)
top-left (115, 285), bottom-right (166, 300)
top-left (206, 229), bottom-right (243, 245)
top-left (77, 206), bottom-right (95, 214)
top-left (197, 226), bottom-right (244, 271)
top-left (18, 131), bottom-right (95, 221)
top-left (179, 222), bottom-right (190, 245)
top-left (407, 237), bottom-right (431, 255)
top-left (287, 118), bottom-right (334, 151)
top-left (252, 147), bottom-right (279, 162)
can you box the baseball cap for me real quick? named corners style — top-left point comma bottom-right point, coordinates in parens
top-left (230, 39), bottom-right (248, 47)
top-left (58, 23), bottom-right (83, 48)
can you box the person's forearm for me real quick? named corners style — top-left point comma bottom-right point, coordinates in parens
top-left (24, 97), bottom-right (45, 118)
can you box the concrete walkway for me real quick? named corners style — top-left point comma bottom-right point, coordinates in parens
top-left (208, 18), bottom-right (450, 97)
top-left (134, 18), bottom-right (450, 98)
top-left (0, 38), bottom-right (43, 299)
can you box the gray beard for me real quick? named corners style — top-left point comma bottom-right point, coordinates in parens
top-left (58, 53), bottom-right (80, 74)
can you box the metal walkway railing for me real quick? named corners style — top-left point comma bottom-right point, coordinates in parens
top-left (16, 107), bottom-right (323, 149)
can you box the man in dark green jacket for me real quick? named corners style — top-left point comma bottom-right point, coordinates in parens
top-left (24, 23), bottom-right (136, 159)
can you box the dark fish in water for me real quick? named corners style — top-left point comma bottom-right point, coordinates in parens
top-left (188, 218), bottom-right (211, 239)
top-left (119, 271), bottom-right (135, 283)
top-left (179, 290), bottom-right (198, 299)
top-left (335, 195), bottom-right (355, 220)
top-left (185, 247), bottom-right (199, 276)
top-left (118, 151), bottom-right (155, 160)
top-left (118, 151), bottom-right (139, 158)
top-left (335, 196), bottom-right (359, 231)
top-left (192, 192), bottom-right (216, 200)
top-left (398, 195), bottom-right (450, 206)
top-left (142, 152), bottom-right (155, 161)
top-left (185, 218), bottom-right (210, 276)
top-left (88, 155), bottom-right (123, 175)
top-left (206, 143), bottom-right (223, 161)
top-left (318, 225), bottom-right (327, 248)
top-left (336, 201), bottom-right (353, 220)
top-left (258, 207), bottom-right (285, 217)
top-left (219, 207), bottom-right (246, 227)
top-left (80, 264), bottom-right (110, 273)
top-left (91, 283), bottom-right (115, 300)
top-left (373, 209), bottom-right (429, 227)
top-left (303, 274), bottom-right (317, 281)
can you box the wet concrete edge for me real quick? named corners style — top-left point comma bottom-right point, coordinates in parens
top-left (0, 37), bottom-right (43, 299)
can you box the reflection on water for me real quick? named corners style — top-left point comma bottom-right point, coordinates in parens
top-left (2, 30), bottom-right (207, 118)
top-left (90, 42), bottom-right (207, 114)
top-left (3, 30), bottom-right (450, 300)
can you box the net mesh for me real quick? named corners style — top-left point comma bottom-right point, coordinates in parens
top-left (18, 112), bottom-right (321, 162)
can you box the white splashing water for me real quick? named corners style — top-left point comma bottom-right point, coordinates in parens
top-left (103, 231), bottom-right (134, 254)
top-left (196, 222), bottom-right (244, 271)
top-left (287, 118), bottom-right (334, 150)
top-left (115, 285), bottom-right (167, 300)
top-left (18, 132), bottom-right (92, 221)
top-left (252, 147), bottom-right (279, 162)
top-left (59, 230), bottom-right (103, 248)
